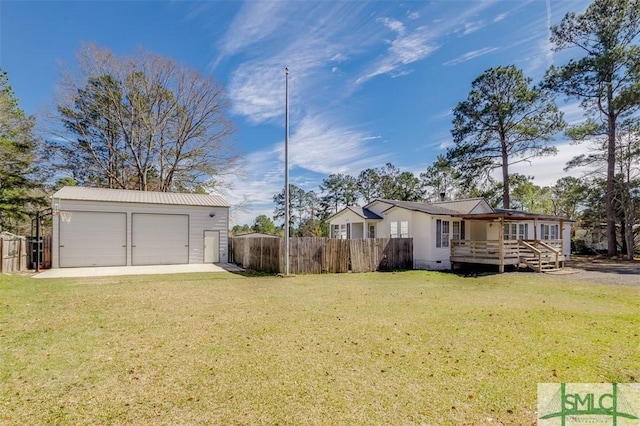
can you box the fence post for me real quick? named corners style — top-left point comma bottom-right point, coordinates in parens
top-left (18, 237), bottom-right (22, 271)
top-left (0, 236), bottom-right (3, 273)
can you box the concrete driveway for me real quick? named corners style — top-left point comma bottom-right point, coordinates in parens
top-left (33, 263), bottom-right (244, 279)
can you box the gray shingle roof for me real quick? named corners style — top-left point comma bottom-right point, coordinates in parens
top-left (53, 186), bottom-right (229, 207)
top-left (352, 206), bottom-right (383, 220)
top-left (431, 198), bottom-right (490, 214)
top-left (376, 199), bottom-right (462, 216)
top-left (327, 206), bottom-right (383, 221)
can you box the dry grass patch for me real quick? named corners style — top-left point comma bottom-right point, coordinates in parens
top-left (1, 271), bottom-right (638, 425)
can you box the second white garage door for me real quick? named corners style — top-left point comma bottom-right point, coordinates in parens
top-left (132, 214), bottom-right (189, 265)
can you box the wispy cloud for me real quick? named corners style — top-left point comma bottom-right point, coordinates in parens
top-left (379, 17), bottom-right (405, 34)
top-left (458, 21), bottom-right (486, 36)
top-left (356, 24), bottom-right (439, 85)
top-left (222, 1), bottom-right (381, 124)
top-left (285, 113), bottom-right (389, 175)
top-left (494, 12), bottom-right (509, 22)
top-left (224, 112), bottom-right (389, 224)
top-left (444, 47), bottom-right (498, 66)
top-left (560, 102), bottom-right (586, 125)
top-left (432, 109), bottom-right (453, 120)
top-left (212, 2), bottom-right (290, 67)
top-left (509, 1), bottom-right (590, 79)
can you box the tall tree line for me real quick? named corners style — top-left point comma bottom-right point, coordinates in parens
top-left (0, 69), bottom-right (46, 234)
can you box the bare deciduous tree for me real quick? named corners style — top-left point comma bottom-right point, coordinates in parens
top-left (48, 44), bottom-right (240, 193)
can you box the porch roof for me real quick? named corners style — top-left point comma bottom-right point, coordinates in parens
top-left (462, 209), bottom-right (573, 222)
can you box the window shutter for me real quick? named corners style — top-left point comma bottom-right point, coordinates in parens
top-left (461, 220), bottom-right (465, 240)
top-left (436, 219), bottom-right (442, 248)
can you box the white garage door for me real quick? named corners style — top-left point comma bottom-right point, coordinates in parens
top-left (132, 214), bottom-right (189, 265)
top-left (59, 212), bottom-right (127, 267)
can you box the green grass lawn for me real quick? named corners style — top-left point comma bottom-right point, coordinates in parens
top-left (1, 271), bottom-right (638, 425)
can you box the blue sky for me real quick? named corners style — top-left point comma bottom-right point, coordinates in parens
top-left (1, 0), bottom-right (592, 225)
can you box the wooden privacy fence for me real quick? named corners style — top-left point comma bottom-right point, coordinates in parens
top-left (230, 237), bottom-right (413, 274)
top-left (0, 232), bottom-right (27, 274)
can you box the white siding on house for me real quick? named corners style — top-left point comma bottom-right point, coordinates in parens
top-left (430, 216), bottom-right (453, 270)
top-left (52, 199), bottom-right (228, 268)
top-left (329, 209), bottom-right (369, 239)
top-left (410, 211), bottom-right (432, 270)
top-left (469, 221), bottom-right (487, 241)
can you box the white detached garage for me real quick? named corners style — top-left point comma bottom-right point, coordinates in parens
top-left (52, 186), bottom-right (229, 268)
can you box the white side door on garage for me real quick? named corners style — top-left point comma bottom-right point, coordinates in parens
top-left (203, 230), bottom-right (220, 263)
top-left (132, 214), bottom-right (189, 265)
top-left (59, 211), bottom-right (127, 267)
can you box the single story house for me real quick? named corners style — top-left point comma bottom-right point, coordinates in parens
top-left (51, 186), bottom-right (229, 268)
top-left (574, 223), bottom-right (639, 254)
top-left (328, 198), bottom-right (572, 272)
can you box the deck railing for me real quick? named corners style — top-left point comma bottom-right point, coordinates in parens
top-left (522, 239), bottom-right (561, 270)
top-left (451, 239), bottom-right (564, 272)
top-left (450, 240), bottom-right (519, 261)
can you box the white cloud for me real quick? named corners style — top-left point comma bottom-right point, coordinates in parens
top-left (494, 12), bottom-right (509, 22)
top-left (444, 47), bottom-right (499, 66)
top-left (224, 112), bottom-right (389, 224)
top-left (560, 102), bottom-right (586, 125)
top-left (357, 25), bottom-right (439, 84)
top-left (213, 2), bottom-right (289, 66)
top-left (285, 114), bottom-right (389, 174)
top-left (224, 1), bottom-right (382, 124)
top-left (228, 63), bottom-right (285, 124)
top-left (508, 142), bottom-right (592, 186)
top-left (459, 21), bottom-right (485, 36)
top-left (378, 17), bottom-right (405, 34)
top-left (438, 139), bottom-right (453, 150)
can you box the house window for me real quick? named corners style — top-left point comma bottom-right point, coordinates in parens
top-left (332, 223), bottom-right (350, 239)
top-left (504, 223), bottom-right (528, 240)
top-left (368, 224), bottom-right (376, 239)
top-left (540, 224), bottom-right (558, 240)
top-left (452, 221), bottom-right (465, 241)
top-left (400, 221), bottom-right (409, 238)
top-left (436, 219), bottom-right (450, 248)
top-left (390, 221), bottom-right (398, 238)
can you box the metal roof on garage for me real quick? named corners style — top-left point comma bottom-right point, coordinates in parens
top-left (53, 186), bottom-right (230, 207)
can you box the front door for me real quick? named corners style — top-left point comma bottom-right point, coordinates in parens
top-left (204, 231), bottom-right (220, 263)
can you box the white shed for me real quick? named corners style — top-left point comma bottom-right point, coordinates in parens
top-left (51, 186), bottom-right (229, 268)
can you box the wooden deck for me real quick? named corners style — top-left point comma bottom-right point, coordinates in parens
top-left (451, 239), bottom-right (564, 273)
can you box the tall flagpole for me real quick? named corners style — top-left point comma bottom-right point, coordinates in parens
top-left (284, 67), bottom-right (290, 276)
